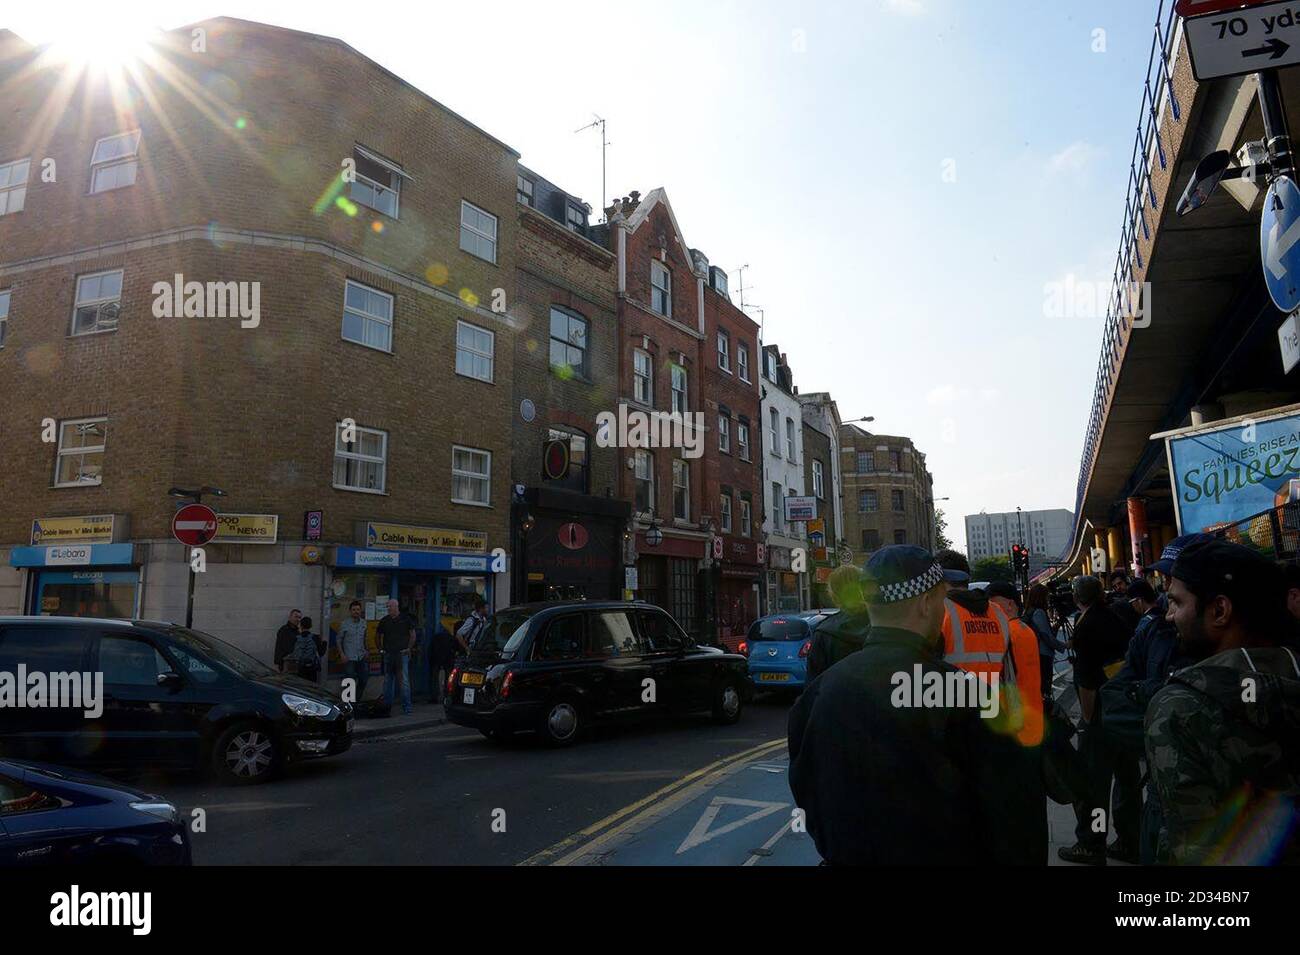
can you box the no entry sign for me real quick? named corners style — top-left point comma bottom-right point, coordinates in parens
top-left (172, 503), bottom-right (218, 547)
top-left (1176, 0), bottom-right (1281, 16)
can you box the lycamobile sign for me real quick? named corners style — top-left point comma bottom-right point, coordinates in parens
top-left (1163, 407), bottom-right (1300, 533)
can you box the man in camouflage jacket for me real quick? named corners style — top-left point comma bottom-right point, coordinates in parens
top-left (1145, 541), bottom-right (1300, 866)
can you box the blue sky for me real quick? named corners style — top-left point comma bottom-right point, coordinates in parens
top-left (10, 0), bottom-right (1164, 553)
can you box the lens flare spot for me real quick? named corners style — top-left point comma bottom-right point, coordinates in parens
top-left (425, 263), bottom-right (449, 286)
top-left (335, 196), bottom-right (358, 217)
top-left (459, 288), bottom-right (479, 308)
top-left (552, 363), bottom-right (575, 382)
top-left (235, 117), bottom-right (248, 130)
top-left (371, 220), bottom-right (384, 233)
top-left (206, 221), bottom-right (230, 249)
top-left (525, 338), bottom-right (539, 354)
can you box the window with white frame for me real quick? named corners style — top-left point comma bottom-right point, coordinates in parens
top-left (455, 321), bottom-right (494, 382)
top-left (549, 306), bottom-right (589, 378)
top-left (772, 482), bottom-right (783, 531)
top-left (333, 423), bottom-right (387, 493)
top-left (634, 450), bottom-right (655, 513)
top-left (341, 280), bottom-right (393, 352)
top-left (71, 270), bottom-right (123, 336)
top-left (460, 201), bottom-right (498, 263)
top-left (737, 343), bottom-right (750, 382)
top-left (740, 499), bottom-right (752, 537)
top-left (452, 446), bottom-right (492, 505)
top-left (737, 422), bottom-right (751, 461)
top-left (89, 131), bottom-right (141, 194)
top-left (673, 459), bottom-right (690, 520)
top-left (718, 415), bottom-right (731, 453)
top-left (717, 330), bottom-right (731, 371)
top-left (0, 158), bottom-right (29, 215)
top-left (720, 494), bottom-right (732, 533)
top-left (785, 417), bottom-right (796, 461)
top-left (670, 364), bottom-right (687, 414)
top-left (634, 349), bottom-right (653, 405)
top-left (54, 418), bottom-right (106, 487)
top-left (813, 460), bottom-right (825, 499)
top-left (650, 260), bottom-right (671, 317)
top-left (768, 408), bottom-right (779, 455)
top-left (516, 175), bottom-right (534, 207)
top-left (0, 289), bottom-right (9, 347)
top-left (350, 147), bottom-right (402, 218)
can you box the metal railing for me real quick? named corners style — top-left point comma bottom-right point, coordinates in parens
top-left (1072, 1), bottom-right (1184, 529)
top-left (1212, 500), bottom-right (1300, 563)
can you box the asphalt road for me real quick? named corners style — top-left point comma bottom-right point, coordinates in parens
top-left (136, 695), bottom-right (794, 865)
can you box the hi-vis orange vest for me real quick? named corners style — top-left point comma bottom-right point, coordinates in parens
top-left (941, 598), bottom-right (1043, 747)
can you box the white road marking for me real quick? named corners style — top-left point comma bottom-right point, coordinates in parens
top-left (742, 818), bottom-right (796, 866)
top-left (675, 796), bottom-right (788, 855)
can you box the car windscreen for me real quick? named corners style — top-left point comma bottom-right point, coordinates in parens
top-left (149, 625), bottom-right (278, 680)
top-left (748, 617), bottom-right (811, 641)
top-left (474, 609), bottom-right (539, 657)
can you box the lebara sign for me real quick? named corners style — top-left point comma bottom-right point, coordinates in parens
top-left (1164, 408), bottom-right (1300, 534)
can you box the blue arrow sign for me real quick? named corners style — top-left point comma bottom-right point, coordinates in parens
top-left (1261, 174), bottom-right (1300, 313)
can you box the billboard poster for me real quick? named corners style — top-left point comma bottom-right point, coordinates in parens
top-left (1164, 408), bottom-right (1300, 534)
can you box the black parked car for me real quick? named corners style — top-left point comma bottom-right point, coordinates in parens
top-left (444, 601), bottom-right (752, 746)
top-left (0, 617), bottom-right (352, 785)
top-left (0, 758), bottom-right (191, 865)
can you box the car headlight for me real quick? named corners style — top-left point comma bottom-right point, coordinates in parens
top-left (282, 693), bottom-right (334, 718)
top-left (130, 801), bottom-right (178, 823)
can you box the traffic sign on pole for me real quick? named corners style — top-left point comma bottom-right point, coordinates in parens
top-left (1261, 175), bottom-right (1300, 312)
top-left (1184, 0), bottom-right (1300, 81)
top-left (1176, 0), bottom-right (1281, 17)
top-left (172, 503), bottom-right (218, 547)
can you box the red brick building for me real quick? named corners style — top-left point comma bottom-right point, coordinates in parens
top-left (698, 259), bottom-right (763, 649)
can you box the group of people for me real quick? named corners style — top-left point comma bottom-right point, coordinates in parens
top-left (271, 596), bottom-right (492, 716)
top-left (789, 535), bottom-right (1300, 866)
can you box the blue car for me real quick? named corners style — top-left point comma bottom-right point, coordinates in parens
top-left (0, 759), bottom-right (191, 866)
top-left (741, 610), bottom-right (837, 693)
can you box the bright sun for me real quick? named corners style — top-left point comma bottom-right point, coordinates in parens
top-left (46, 20), bottom-right (159, 72)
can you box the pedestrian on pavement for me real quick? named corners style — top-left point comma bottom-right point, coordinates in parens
top-left (376, 598), bottom-right (416, 716)
top-left (1145, 540), bottom-right (1300, 865)
top-left (1059, 574), bottom-right (1137, 865)
top-left (455, 596), bottom-right (489, 656)
top-left (429, 623), bottom-right (456, 704)
top-left (805, 564), bottom-right (871, 682)
top-left (1024, 583), bottom-right (1067, 700)
top-left (337, 600), bottom-right (370, 703)
top-left (293, 616), bottom-right (325, 683)
top-left (274, 608), bottom-right (302, 672)
top-left (788, 545), bottom-right (1042, 865)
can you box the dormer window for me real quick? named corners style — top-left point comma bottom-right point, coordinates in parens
top-left (565, 203), bottom-right (586, 233)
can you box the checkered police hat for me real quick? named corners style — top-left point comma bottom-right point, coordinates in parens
top-left (864, 545), bottom-right (945, 605)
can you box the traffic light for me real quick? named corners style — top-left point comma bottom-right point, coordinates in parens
top-left (1010, 544), bottom-right (1030, 581)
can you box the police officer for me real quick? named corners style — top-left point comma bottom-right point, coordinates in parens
top-left (788, 546), bottom-right (1042, 865)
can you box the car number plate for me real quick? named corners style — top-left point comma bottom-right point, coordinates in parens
top-left (463, 687), bottom-right (476, 705)
top-left (759, 672), bottom-right (790, 682)
top-left (461, 672), bottom-right (485, 686)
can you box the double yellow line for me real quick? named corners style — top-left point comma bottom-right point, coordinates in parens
top-left (518, 736), bottom-right (787, 866)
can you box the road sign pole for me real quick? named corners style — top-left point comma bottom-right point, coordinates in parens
top-left (1258, 69), bottom-right (1295, 181)
top-left (186, 560), bottom-right (196, 629)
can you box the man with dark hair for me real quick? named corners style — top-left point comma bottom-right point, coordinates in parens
top-left (1146, 540), bottom-right (1300, 865)
top-left (788, 546), bottom-right (1040, 864)
top-left (274, 608), bottom-right (302, 672)
top-left (1060, 575), bottom-right (1135, 865)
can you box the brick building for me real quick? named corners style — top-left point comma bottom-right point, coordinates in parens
top-left (697, 252), bottom-right (763, 649)
top-left (598, 190), bottom-right (710, 637)
top-left (0, 19), bottom-right (521, 673)
top-left (839, 425), bottom-right (937, 560)
top-left (798, 393), bottom-right (844, 606)
top-left (510, 167), bottom-right (628, 601)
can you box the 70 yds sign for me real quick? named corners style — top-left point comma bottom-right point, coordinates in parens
top-left (1185, 0), bottom-right (1300, 80)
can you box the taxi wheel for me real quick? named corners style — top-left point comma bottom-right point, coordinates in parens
top-left (712, 680), bottom-right (744, 725)
top-left (538, 698), bottom-right (582, 747)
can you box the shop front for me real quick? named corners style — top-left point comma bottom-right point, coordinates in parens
top-left (714, 536), bottom-right (763, 652)
top-left (11, 514), bottom-right (139, 618)
top-left (513, 487), bottom-right (630, 603)
top-left (633, 529), bottom-right (706, 639)
top-left (764, 544), bottom-right (807, 614)
top-left (325, 521), bottom-right (500, 698)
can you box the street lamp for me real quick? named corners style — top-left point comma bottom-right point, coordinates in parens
top-left (844, 416), bottom-right (875, 425)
